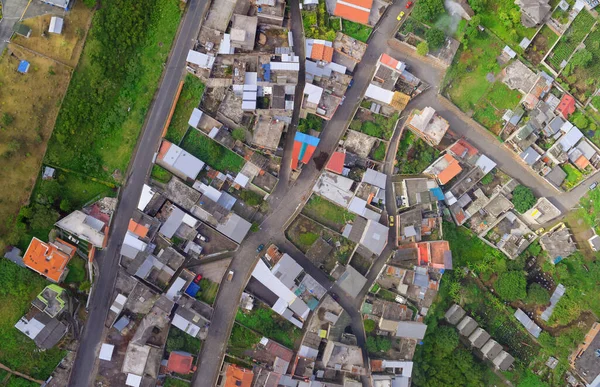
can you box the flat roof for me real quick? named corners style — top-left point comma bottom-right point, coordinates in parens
top-left (24, 238), bottom-right (75, 282)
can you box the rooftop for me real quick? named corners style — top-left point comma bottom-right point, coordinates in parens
top-left (333, 0), bottom-right (373, 24)
top-left (252, 115), bottom-right (286, 150)
top-left (167, 351), bottom-right (195, 374)
top-left (55, 210), bottom-right (107, 248)
top-left (407, 107), bottom-right (449, 146)
top-left (224, 364), bottom-right (254, 387)
top-left (23, 238), bottom-right (76, 283)
top-left (426, 154), bottom-right (462, 185)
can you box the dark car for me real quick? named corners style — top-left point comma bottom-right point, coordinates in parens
top-left (257, 244), bottom-right (265, 253)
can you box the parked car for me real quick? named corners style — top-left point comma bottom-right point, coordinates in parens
top-left (406, 1), bottom-right (413, 8)
top-left (196, 233), bottom-right (208, 242)
top-left (256, 244), bottom-right (265, 253)
top-left (397, 11), bottom-right (405, 20)
top-left (193, 274), bottom-right (203, 284)
top-left (348, 79), bottom-right (354, 88)
top-left (389, 215), bottom-right (395, 227)
top-left (590, 182), bottom-right (598, 190)
top-left (227, 270), bottom-right (234, 281)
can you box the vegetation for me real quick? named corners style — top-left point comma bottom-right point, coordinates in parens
top-left (366, 336), bottom-right (392, 354)
top-left (412, 0), bottom-right (445, 24)
top-left (349, 112), bottom-right (398, 140)
top-left (470, 0), bottom-right (536, 47)
top-left (298, 113), bottom-right (323, 133)
top-left (511, 185), bottom-right (536, 213)
top-left (425, 28), bottom-right (445, 50)
top-left (396, 131), bottom-right (439, 174)
top-left (65, 257), bottom-right (86, 284)
top-left (6, 377), bottom-right (39, 387)
top-left (479, 169), bottom-right (495, 185)
top-left (561, 163), bottom-right (584, 190)
top-left (399, 17), bottom-right (428, 38)
top-left (302, 0), bottom-right (339, 41)
top-left (574, 187), bottom-right (600, 233)
top-left (163, 377), bottom-right (190, 387)
top-left (151, 164), bottom-right (172, 183)
top-left (166, 325), bottom-right (202, 354)
top-left (495, 271), bottom-right (527, 301)
top-left (364, 319), bottom-right (376, 333)
top-left (181, 130), bottom-right (245, 174)
top-left (0, 260), bottom-right (66, 379)
top-left (525, 25), bottom-right (560, 65)
top-left (342, 20), bottom-right (372, 43)
top-left (298, 232), bottom-right (319, 246)
top-left (195, 279), bottom-right (219, 305)
top-left (443, 221), bottom-right (502, 270)
top-left (472, 82), bottom-right (522, 134)
top-left (416, 41), bottom-right (429, 56)
top-left (548, 11), bottom-right (595, 70)
top-left (302, 195), bottom-right (355, 231)
top-left (525, 283), bottom-right (550, 306)
top-left (228, 324), bottom-right (261, 358)
top-left (165, 75), bottom-right (205, 144)
top-left (232, 128), bottom-right (245, 141)
top-left (45, 0), bottom-right (184, 181)
top-left (371, 142), bottom-right (386, 161)
top-left (239, 190), bottom-right (264, 207)
top-left (561, 28), bottom-right (600, 101)
top-left (236, 306), bottom-right (302, 348)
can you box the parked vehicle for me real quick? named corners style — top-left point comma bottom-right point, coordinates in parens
top-left (227, 270), bottom-right (234, 281)
top-left (193, 274), bottom-right (203, 284)
top-left (389, 215), bottom-right (395, 227)
top-left (406, 1), bottom-right (413, 8)
top-left (397, 11), bottom-right (405, 20)
top-left (590, 182), bottom-right (598, 190)
top-left (256, 244), bottom-right (265, 253)
top-left (196, 233), bottom-right (208, 242)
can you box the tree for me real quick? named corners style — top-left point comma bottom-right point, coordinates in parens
top-left (2, 113), bottom-right (14, 126)
top-left (425, 28), bottom-right (446, 50)
top-left (511, 185), bottom-right (536, 213)
top-left (525, 283), bottom-right (550, 305)
top-left (364, 319), bottom-right (376, 333)
top-left (59, 199), bottom-right (71, 212)
top-left (366, 337), bottom-right (378, 353)
top-left (29, 204), bottom-right (60, 231)
top-left (416, 41), bottom-right (429, 56)
top-left (434, 326), bottom-right (459, 356)
top-left (412, 0), bottom-right (445, 23)
top-left (467, 0), bottom-right (487, 13)
top-left (495, 271), bottom-right (527, 301)
top-left (518, 370), bottom-right (550, 387)
top-left (574, 115), bottom-right (589, 129)
top-left (232, 128), bottom-right (245, 141)
top-left (571, 49), bottom-right (593, 68)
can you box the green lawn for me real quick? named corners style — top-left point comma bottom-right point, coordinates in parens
top-left (396, 130), bottom-right (439, 174)
top-left (342, 20), bottom-right (372, 43)
top-left (165, 74), bottom-right (205, 144)
top-left (349, 112), bottom-right (398, 140)
top-left (228, 324), bottom-right (261, 358)
top-left (65, 257), bottom-right (86, 284)
top-left (180, 129), bottom-right (245, 174)
top-left (371, 142), bottom-right (386, 161)
top-left (0, 260), bottom-right (66, 379)
top-left (45, 0), bottom-right (183, 182)
top-left (548, 10), bottom-right (595, 70)
top-left (444, 30), bottom-right (505, 112)
top-left (151, 164), bottom-right (172, 184)
top-left (6, 376), bottom-right (40, 387)
top-left (166, 325), bottom-right (202, 354)
top-left (235, 306), bottom-right (302, 349)
top-left (163, 377), bottom-right (190, 387)
top-left (195, 279), bottom-right (219, 306)
top-left (562, 163), bottom-right (584, 190)
top-left (302, 195), bottom-right (355, 232)
top-left (472, 82), bottom-right (522, 134)
top-left (477, 0), bottom-right (537, 48)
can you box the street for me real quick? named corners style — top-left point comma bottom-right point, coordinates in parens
top-left (66, 0), bottom-right (210, 385)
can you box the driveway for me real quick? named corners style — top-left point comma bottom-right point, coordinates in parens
top-left (0, 0), bottom-right (30, 53)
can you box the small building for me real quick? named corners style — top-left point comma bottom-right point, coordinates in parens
top-left (395, 321), bottom-right (428, 339)
top-left (540, 284), bottom-right (566, 322)
top-left (56, 210), bottom-right (108, 248)
top-left (425, 154), bottom-right (462, 186)
top-left (13, 23), bottom-right (32, 38)
top-left (292, 132), bottom-right (320, 169)
top-left (252, 115), bottom-right (285, 151)
top-left (588, 233), bottom-right (600, 252)
top-left (337, 265), bottom-right (368, 299)
top-left (156, 139), bottom-right (205, 180)
top-left (326, 151), bottom-right (346, 174)
top-left (186, 50), bottom-right (215, 70)
top-left (468, 328), bottom-right (491, 349)
top-left (445, 304), bottom-right (466, 325)
top-left (545, 166), bottom-right (567, 188)
top-left (41, 0), bottom-right (70, 10)
top-left (306, 39), bottom-right (334, 62)
top-left (166, 351), bottom-right (195, 374)
top-left (572, 323), bottom-right (600, 385)
top-left (17, 60), bottom-right (30, 74)
top-left (407, 107), bottom-right (450, 146)
top-left (322, 341), bottom-right (366, 374)
top-left (219, 364), bottom-right (254, 387)
top-left (32, 284), bottom-right (68, 318)
top-left (516, 0), bottom-right (551, 27)
top-left (539, 225), bottom-right (577, 264)
top-left (556, 94), bottom-right (576, 119)
top-left (514, 308), bottom-right (542, 338)
top-left (493, 351), bottom-right (515, 370)
top-left (456, 316), bottom-right (478, 337)
top-left (230, 14), bottom-right (258, 51)
top-left (358, 219), bottom-right (388, 256)
top-left (479, 339), bottom-right (503, 360)
top-left (49, 17), bottom-right (64, 34)
top-left (333, 0), bottom-right (373, 25)
top-left (14, 310), bottom-right (68, 349)
top-left (42, 166), bottom-right (56, 180)
top-left (23, 237), bottom-right (77, 283)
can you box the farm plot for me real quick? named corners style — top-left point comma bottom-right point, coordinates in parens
top-left (472, 82), bottom-right (522, 135)
top-left (560, 28), bottom-right (600, 102)
top-left (524, 25), bottom-right (559, 65)
top-left (547, 10), bottom-right (595, 71)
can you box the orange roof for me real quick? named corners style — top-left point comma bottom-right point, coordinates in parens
top-left (224, 364), bottom-right (253, 387)
top-left (436, 154), bottom-right (462, 185)
top-left (334, 2), bottom-right (370, 24)
top-left (450, 139), bottom-right (478, 159)
top-left (340, 0), bottom-right (373, 7)
top-left (557, 94), bottom-right (576, 118)
top-left (417, 242), bottom-right (429, 265)
top-left (128, 219), bottom-right (149, 238)
top-left (326, 152), bottom-right (346, 174)
top-left (430, 240), bottom-right (450, 269)
top-left (371, 359), bottom-right (384, 372)
top-left (24, 237), bottom-right (76, 282)
top-left (301, 144), bottom-right (317, 164)
top-left (311, 44), bottom-right (334, 62)
top-left (574, 155), bottom-right (590, 170)
top-left (380, 53), bottom-right (399, 69)
top-left (157, 140), bottom-right (172, 161)
top-left (291, 141), bottom-right (302, 170)
top-left (167, 351), bottom-right (194, 374)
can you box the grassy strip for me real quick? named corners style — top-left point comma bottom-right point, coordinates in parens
top-left (165, 75), bottom-right (206, 144)
top-left (302, 195), bottom-right (355, 231)
top-left (45, 0), bottom-right (183, 182)
top-left (151, 164), bottom-right (172, 184)
top-left (195, 279), bottom-right (219, 306)
top-left (180, 130), bottom-right (245, 174)
top-left (235, 306), bottom-right (302, 349)
top-left (342, 20), bottom-right (372, 43)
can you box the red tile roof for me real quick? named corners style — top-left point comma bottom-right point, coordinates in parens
top-left (24, 238), bottom-right (76, 282)
top-left (574, 154), bottom-right (590, 170)
top-left (265, 339), bottom-right (294, 362)
top-left (301, 144), bottom-right (317, 164)
top-left (128, 219), bottom-right (149, 238)
top-left (311, 44), bottom-right (334, 62)
top-left (333, 0), bottom-right (372, 24)
top-left (450, 139), bottom-right (478, 159)
top-left (557, 94), bottom-right (576, 118)
top-left (157, 139), bottom-right (172, 161)
top-left (326, 152), bottom-right (346, 174)
top-left (436, 154), bottom-right (462, 185)
top-left (380, 53), bottom-right (399, 69)
top-left (430, 240), bottom-right (450, 269)
top-left (291, 141), bottom-right (302, 170)
top-left (224, 364), bottom-right (254, 387)
top-left (167, 351), bottom-right (194, 374)
top-left (417, 242), bottom-right (429, 266)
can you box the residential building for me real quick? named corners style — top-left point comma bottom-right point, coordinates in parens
top-left (516, 0), bottom-right (551, 27)
top-left (156, 139), bottom-right (205, 180)
top-left (407, 107), bottom-right (450, 146)
top-left (514, 308), bottom-right (542, 338)
top-left (166, 351), bottom-right (196, 374)
top-left (322, 341), bottom-right (366, 375)
top-left (539, 224), bottom-right (577, 264)
top-left (230, 14), bottom-right (258, 51)
top-left (55, 210), bottom-right (108, 248)
top-left (456, 316), bottom-right (478, 337)
top-left (14, 309), bottom-right (68, 349)
top-left (425, 154), bottom-right (462, 185)
top-left (445, 304), bottom-right (466, 325)
top-left (556, 94), bottom-right (576, 119)
top-left (571, 323), bottom-right (600, 386)
top-left (23, 237), bottom-right (77, 283)
top-left (32, 285), bottom-right (68, 318)
top-left (49, 17), bottom-right (64, 34)
top-left (333, 0), bottom-right (373, 25)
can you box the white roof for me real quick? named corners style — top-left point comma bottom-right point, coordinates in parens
top-left (138, 184), bottom-right (154, 211)
top-left (15, 316), bottom-right (44, 339)
top-left (365, 84), bottom-right (394, 105)
top-left (270, 62), bottom-right (300, 71)
top-left (126, 374), bottom-right (142, 387)
top-left (110, 293), bottom-right (127, 313)
top-left (234, 173), bottom-right (250, 188)
top-left (165, 277), bottom-right (187, 301)
top-left (503, 45), bottom-right (517, 58)
top-left (123, 232), bottom-right (147, 252)
top-left (360, 220), bottom-right (388, 255)
top-left (326, 61), bottom-right (347, 74)
top-left (161, 141), bottom-right (205, 179)
top-left (55, 210), bottom-right (106, 247)
top-left (99, 344), bottom-right (115, 361)
top-left (245, 72), bottom-right (258, 85)
top-left (363, 168), bottom-right (387, 189)
top-left (252, 260), bottom-right (301, 306)
top-left (172, 313), bottom-right (201, 337)
top-left (186, 50), bottom-right (215, 69)
top-left (188, 108), bottom-right (203, 128)
top-left (182, 214), bottom-right (198, 227)
top-left (49, 17), bottom-right (64, 34)
top-left (218, 33), bottom-right (233, 54)
top-left (304, 83), bottom-right (323, 104)
top-left (559, 126), bottom-right (583, 152)
top-left (475, 154), bottom-right (497, 174)
top-left (242, 100), bottom-right (257, 110)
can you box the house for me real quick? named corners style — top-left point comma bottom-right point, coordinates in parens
top-left (479, 339), bottom-right (503, 360)
top-left (556, 94), bottom-right (576, 119)
top-left (572, 323), bottom-right (600, 385)
top-left (306, 39), bottom-right (334, 62)
top-left (539, 225), bottom-right (577, 264)
top-left (166, 351), bottom-right (195, 374)
top-left (456, 316), bottom-right (478, 337)
top-left (588, 233), bottom-right (600, 252)
top-left (468, 328), bottom-right (491, 349)
top-left (493, 351), bottom-right (515, 371)
top-left (32, 285), bottom-right (68, 318)
top-left (326, 151), bottom-right (346, 174)
top-left (186, 50), bottom-right (215, 71)
top-left (41, 0), bottom-right (70, 9)
top-left (292, 132), bottom-right (320, 169)
top-left (365, 84), bottom-right (410, 111)
top-left (13, 23), bottom-right (32, 38)
top-left (14, 309), bottom-right (68, 349)
top-left (252, 115), bottom-right (286, 151)
top-left (230, 15), bottom-right (258, 51)
top-left (358, 219), bottom-right (388, 256)
top-left (445, 304), bottom-right (466, 325)
top-left (23, 238), bottom-right (76, 283)
top-left (545, 166), bottom-right (567, 188)
top-left (216, 213), bottom-right (252, 244)
top-left (333, 0), bottom-right (373, 25)
top-left (219, 364), bottom-right (253, 387)
top-left (425, 154), bottom-right (463, 185)
top-left (49, 17), bottom-right (64, 34)
top-left (371, 360), bottom-right (413, 386)
top-left (502, 60), bottom-right (537, 94)
top-left (516, 0), bottom-right (551, 27)
top-left (407, 107), bottom-right (450, 146)
top-left (395, 321), bottom-right (428, 339)
top-left (156, 140), bottom-right (205, 180)
top-left (322, 341), bottom-right (366, 374)
top-left (55, 210), bottom-right (108, 248)
top-left (42, 166), bottom-right (56, 180)
top-left (17, 60), bottom-right (30, 74)
top-left (520, 146), bottom-right (541, 166)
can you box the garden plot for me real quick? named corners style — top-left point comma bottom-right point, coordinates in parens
top-left (524, 25), bottom-right (559, 65)
top-left (560, 28), bottom-right (600, 102)
top-left (476, 0), bottom-right (537, 48)
top-left (396, 131), bottom-right (439, 174)
top-left (302, 195), bottom-right (355, 232)
top-left (349, 109), bottom-right (398, 141)
top-left (472, 82), bottom-right (522, 135)
top-left (546, 10), bottom-right (596, 71)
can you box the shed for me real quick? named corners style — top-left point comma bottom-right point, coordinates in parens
top-left (114, 315), bottom-right (131, 333)
top-left (18, 60), bottom-right (30, 74)
top-left (99, 343), bottom-right (115, 361)
top-left (468, 328), bottom-right (491, 349)
top-left (445, 304), bottom-right (466, 325)
top-left (480, 339), bottom-right (503, 360)
top-left (13, 23), bottom-right (32, 38)
top-left (49, 17), bottom-right (64, 34)
top-left (456, 316), bottom-right (478, 337)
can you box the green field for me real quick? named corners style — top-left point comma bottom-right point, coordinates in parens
top-left (195, 279), bottom-right (219, 306)
top-left (561, 28), bottom-right (600, 102)
top-left (342, 20), bottom-right (372, 43)
top-left (180, 130), bottom-right (245, 174)
top-left (472, 82), bottom-right (522, 134)
top-left (562, 163), bottom-right (584, 190)
top-left (236, 306), bottom-right (302, 349)
top-left (65, 257), bottom-right (87, 284)
top-left (349, 112), bottom-right (398, 140)
top-left (548, 11), bottom-right (595, 70)
top-left (0, 260), bottom-right (66, 379)
top-left (302, 195), bottom-right (355, 232)
top-left (166, 325), bottom-right (202, 354)
top-left (165, 75), bottom-right (206, 145)
top-left (45, 0), bottom-right (183, 182)
top-left (476, 0), bottom-right (537, 48)
top-left (228, 324), bottom-right (261, 358)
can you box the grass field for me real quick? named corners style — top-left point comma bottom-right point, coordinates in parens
top-left (349, 111), bottom-right (398, 140)
top-left (561, 28), bottom-right (600, 102)
top-left (0, 45), bottom-right (72, 251)
top-left (0, 260), bottom-right (66, 379)
top-left (165, 75), bottom-right (206, 145)
top-left (476, 0), bottom-right (536, 48)
top-left (342, 20), bottom-right (372, 43)
top-left (181, 130), bottom-right (245, 174)
top-left (472, 82), bottom-right (522, 134)
top-left (166, 325), bottom-right (202, 354)
top-left (12, 1), bottom-right (93, 67)
top-left (302, 195), bottom-right (355, 232)
top-left (236, 306), bottom-right (302, 348)
top-left (195, 279), bottom-right (219, 306)
top-left (228, 324), bottom-right (261, 358)
top-left (444, 30), bottom-right (504, 112)
top-left (151, 164), bottom-right (172, 184)
top-left (5, 375), bottom-right (39, 387)
top-left (547, 10), bottom-right (595, 70)
top-left (65, 257), bottom-right (87, 284)
top-left (45, 0), bottom-right (183, 183)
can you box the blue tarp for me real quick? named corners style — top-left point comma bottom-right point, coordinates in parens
top-left (17, 60), bottom-right (30, 73)
top-left (262, 63), bottom-right (271, 82)
top-left (294, 132), bottom-right (320, 147)
top-left (430, 187), bottom-right (444, 201)
top-left (185, 282), bottom-right (201, 297)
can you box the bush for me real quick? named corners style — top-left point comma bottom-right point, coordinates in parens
top-left (366, 336), bottom-right (392, 353)
top-left (511, 185), bottom-right (536, 213)
top-left (574, 115), bottom-right (589, 129)
top-left (425, 27), bottom-right (446, 50)
top-left (495, 271), bottom-right (527, 301)
top-left (2, 113), bottom-right (14, 126)
top-left (232, 128), bottom-right (245, 141)
top-left (298, 113), bottom-right (323, 133)
top-left (525, 283), bottom-right (550, 305)
top-left (417, 41), bottom-right (429, 56)
top-left (480, 169), bottom-right (495, 185)
top-left (364, 319), bottom-right (376, 333)
top-left (412, 0), bottom-right (445, 23)
top-left (239, 189), bottom-right (264, 206)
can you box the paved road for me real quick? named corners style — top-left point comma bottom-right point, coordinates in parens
top-left (66, 0), bottom-right (209, 385)
top-left (0, 0), bottom-right (29, 53)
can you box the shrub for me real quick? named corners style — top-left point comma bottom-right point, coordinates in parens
top-left (364, 319), bottom-right (376, 333)
top-left (412, 0), bottom-right (445, 23)
top-left (511, 185), bottom-right (536, 213)
top-left (2, 113), bottom-right (14, 126)
top-left (574, 115), bottom-right (589, 129)
top-left (495, 271), bottom-right (527, 301)
top-left (232, 128), bottom-right (245, 141)
top-left (425, 27), bottom-right (446, 50)
top-left (525, 283), bottom-right (550, 305)
top-left (417, 41), bottom-right (429, 56)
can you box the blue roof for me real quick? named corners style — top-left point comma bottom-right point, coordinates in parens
top-left (17, 60), bottom-right (30, 73)
top-left (262, 63), bottom-right (271, 82)
top-left (294, 132), bottom-right (320, 147)
top-left (430, 187), bottom-right (444, 201)
top-left (307, 297), bottom-right (319, 310)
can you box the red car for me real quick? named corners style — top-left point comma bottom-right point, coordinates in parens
top-left (406, 1), bottom-right (413, 8)
top-left (193, 274), bottom-right (203, 283)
